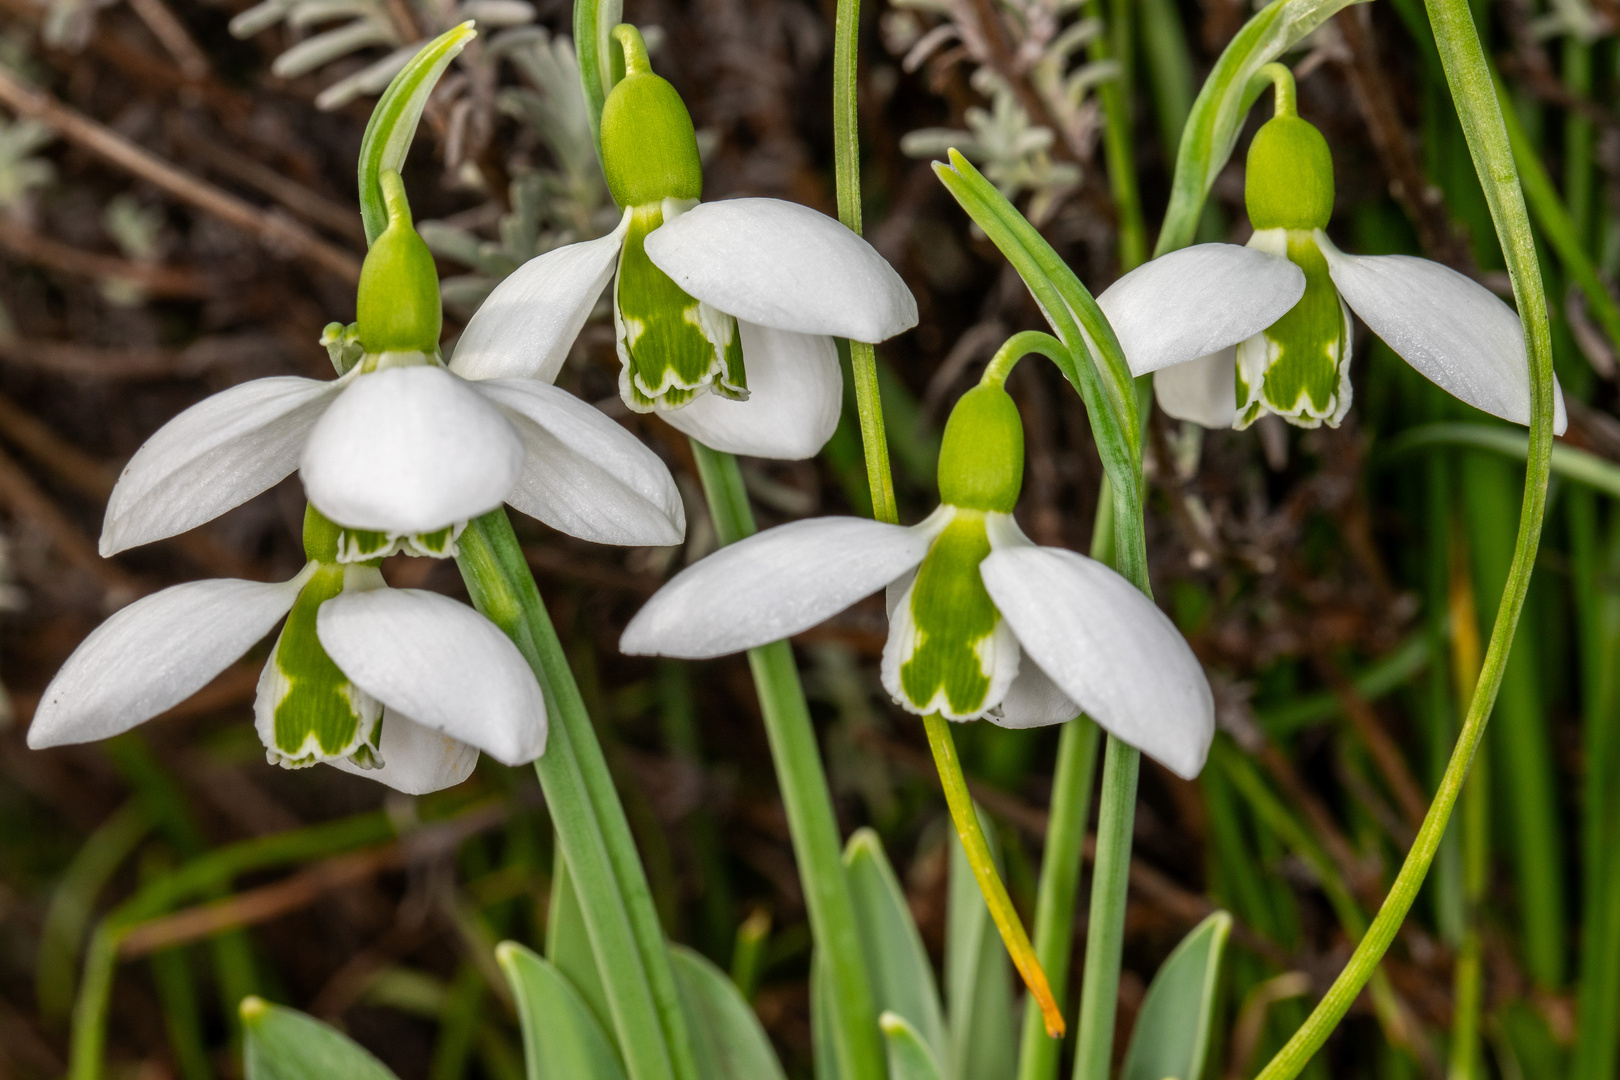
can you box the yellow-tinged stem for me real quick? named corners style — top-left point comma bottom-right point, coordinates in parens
top-left (922, 711), bottom-right (1065, 1037)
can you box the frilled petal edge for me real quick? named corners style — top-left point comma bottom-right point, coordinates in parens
top-left (28, 570), bottom-right (312, 748)
top-left (317, 588), bottom-right (546, 767)
top-left (621, 516), bottom-right (933, 659)
top-left (981, 546), bottom-right (1214, 779)
top-left (644, 198), bottom-right (917, 343)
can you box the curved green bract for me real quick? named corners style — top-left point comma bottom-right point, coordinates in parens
top-left (356, 24), bottom-right (476, 246)
top-left (574, 0), bottom-right (624, 159)
top-left (1385, 423), bottom-right (1620, 500)
top-left (1155, 0), bottom-right (1361, 257)
top-left (1119, 913), bottom-right (1232, 1080)
top-left (241, 998), bottom-right (400, 1080)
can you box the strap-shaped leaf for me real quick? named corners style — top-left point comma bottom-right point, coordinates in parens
top-left (669, 944), bottom-right (787, 1080)
top-left (811, 957), bottom-right (846, 1080)
top-left (497, 940), bottom-right (628, 1080)
top-left (881, 1011), bottom-right (947, 1080)
top-left (241, 997), bottom-right (400, 1080)
top-left (357, 23), bottom-right (477, 244)
top-left (1156, 0), bottom-right (1362, 256)
top-left (546, 848), bottom-right (613, 1039)
top-left (944, 810), bottom-right (1016, 1080)
top-left (844, 828), bottom-right (947, 1063)
top-left (1119, 911), bottom-right (1233, 1080)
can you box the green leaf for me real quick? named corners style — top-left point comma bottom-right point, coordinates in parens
top-left (880, 1012), bottom-right (947, 1080)
top-left (944, 810), bottom-right (1016, 1080)
top-left (357, 24), bottom-right (477, 245)
top-left (546, 849), bottom-right (613, 1040)
top-left (843, 829), bottom-right (947, 1064)
top-left (1156, 0), bottom-right (1362, 256)
top-left (811, 958), bottom-right (846, 1080)
top-left (240, 997), bottom-right (400, 1080)
top-left (669, 945), bottom-right (787, 1080)
top-left (497, 940), bottom-right (628, 1080)
top-left (1119, 912), bottom-right (1232, 1080)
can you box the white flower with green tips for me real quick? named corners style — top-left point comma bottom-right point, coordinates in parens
top-left (28, 511), bottom-right (545, 794)
top-left (1149, 72), bottom-right (1568, 433)
top-left (100, 170), bottom-right (685, 564)
top-left (621, 382), bottom-right (1216, 779)
top-left (448, 26), bottom-right (917, 461)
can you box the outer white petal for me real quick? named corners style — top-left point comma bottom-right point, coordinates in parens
top-left (659, 322), bottom-right (842, 459)
top-left (643, 198), bottom-right (917, 342)
top-left (317, 588), bottom-right (546, 766)
top-left (1096, 244), bottom-right (1305, 377)
top-left (989, 660), bottom-right (1080, 728)
top-left (101, 377), bottom-right (341, 556)
top-left (621, 517), bottom-right (932, 659)
top-left (300, 366), bottom-right (525, 534)
top-left (473, 379), bottom-right (685, 546)
top-left (327, 710), bottom-right (479, 794)
top-left (28, 571), bottom-right (310, 748)
top-left (1320, 238), bottom-right (1569, 434)
top-left (1154, 347), bottom-right (1238, 428)
top-left (981, 547), bottom-right (1214, 779)
top-left (449, 214), bottom-right (629, 383)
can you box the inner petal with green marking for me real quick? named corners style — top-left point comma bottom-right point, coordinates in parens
top-left (1235, 229), bottom-right (1351, 430)
top-left (255, 563), bottom-right (385, 769)
top-left (615, 201), bottom-right (746, 412)
top-left (887, 509), bottom-right (1020, 720)
top-left (336, 524), bottom-right (461, 563)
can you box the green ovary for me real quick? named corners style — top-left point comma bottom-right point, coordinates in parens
top-left (1236, 231), bottom-right (1348, 429)
top-left (616, 203), bottom-right (746, 411)
top-left (899, 514), bottom-right (1002, 717)
top-left (262, 565), bottom-right (381, 768)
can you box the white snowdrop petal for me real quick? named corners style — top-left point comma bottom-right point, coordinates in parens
top-left (659, 322), bottom-right (843, 460)
top-left (317, 588), bottom-right (546, 766)
top-left (28, 574), bottom-right (307, 748)
top-left (326, 710), bottom-right (480, 794)
top-left (989, 660), bottom-right (1081, 729)
top-left (449, 217), bottom-right (628, 383)
top-left (981, 547), bottom-right (1214, 779)
top-left (643, 198), bottom-right (917, 342)
top-left (1321, 241), bottom-right (1569, 434)
top-left (1154, 347), bottom-right (1239, 428)
top-left (300, 366), bottom-right (525, 534)
top-left (621, 517), bottom-right (932, 659)
top-left (1096, 244), bottom-right (1305, 376)
top-left (101, 377), bottom-right (341, 556)
top-left (474, 379), bottom-right (685, 546)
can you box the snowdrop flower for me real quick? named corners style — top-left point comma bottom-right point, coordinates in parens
top-left (448, 25), bottom-right (917, 461)
top-left (28, 509), bottom-right (545, 794)
top-left (1150, 65), bottom-right (1567, 433)
top-left (100, 169), bottom-right (684, 563)
top-left (621, 369), bottom-right (1216, 779)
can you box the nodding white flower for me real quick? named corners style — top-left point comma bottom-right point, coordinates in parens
top-left (29, 511), bottom-right (545, 794)
top-left (99, 170), bottom-right (685, 563)
top-left (620, 383), bottom-right (1216, 779)
top-left (448, 28), bottom-right (917, 462)
top-left (1149, 92), bottom-right (1567, 433)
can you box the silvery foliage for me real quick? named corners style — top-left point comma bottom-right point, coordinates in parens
top-left (227, 0), bottom-right (538, 110)
top-left (0, 116), bottom-right (54, 210)
top-left (884, 0), bottom-right (1118, 224)
top-left (1531, 0), bottom-right (1611, 40)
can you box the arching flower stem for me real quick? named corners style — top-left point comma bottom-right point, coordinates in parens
top-left (1257, 60), bottom-right (1298, 119)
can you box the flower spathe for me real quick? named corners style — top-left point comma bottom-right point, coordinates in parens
top-left (29, 514), bottom-right (547, 795)
top-left (99, 171), bottom-right (685, 560)
top-left (448, 27), bottom-right (917, 461)
top-left (620, 384), bottom-right (1217, 779)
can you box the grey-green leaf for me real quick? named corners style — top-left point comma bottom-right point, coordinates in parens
top-left (1157, 0), bottom-right (1362, 255)
top-left (844, 828), bottom-right (948, 1064)
top-left (881, 1011), bottom-right (947, 1080)
top-left (241, 997), bottom-right (401, 1080)
top-left (497, 940), bottom-right (628, 1080)
top-left (546, 847), bottom-right (613, 1039)
top-left (945, 811), bottom-right (1016, 1080)
top-left (812, 956), bottom-right (846, 1080)
top-left (670, 944), bottom-right (787, 1080)
top-left (1119, 911), bottom-right (1233, 1080)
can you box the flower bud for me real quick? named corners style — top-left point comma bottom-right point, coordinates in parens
top-left (600, 25), bottom-right (702, 209)
top-left (356, 171), bottom-right (442, 354)
top-left (1245, 115), bottom-right (1335, 232)
top-left (938, 384), bottom-right (1024, 513)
